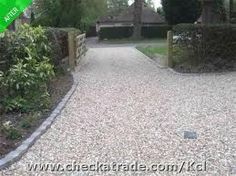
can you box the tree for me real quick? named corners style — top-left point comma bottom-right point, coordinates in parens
top-left (157, 7), bottom-right (164, 16)
top-left (132, 0), bottom-right (144, 39)
top-left (214, 0), bottom-right (226, 22)
top-left (33, 0), bottom-right (82, 27)
top-left (107, 0), bottom-right (129, 16)
top-left (33, 0), bottom-right (107, 30)
top-left (162, 0), bottom-right (201, 25)
top-left (146, 0), bottom-right (155, 10)
top-left (80, 0), bottom-right (107, 30)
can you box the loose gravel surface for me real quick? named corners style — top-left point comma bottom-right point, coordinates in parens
top-left (1, 47), bottom-right (236, 176)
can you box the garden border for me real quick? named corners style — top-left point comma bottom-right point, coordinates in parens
top-left (135, 48), bottom-right (235, 76)
top-left (0, 76), bottom-right (78, 170)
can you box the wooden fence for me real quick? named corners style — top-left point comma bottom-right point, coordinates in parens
top-left (68, 32), bottom-right (86, 70)
top-left (75, 34), bottom-right (86, 63)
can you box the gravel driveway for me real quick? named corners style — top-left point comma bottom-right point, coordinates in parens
top-left (1, 47), bottom-right (236, 176)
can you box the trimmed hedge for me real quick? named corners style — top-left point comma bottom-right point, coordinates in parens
top-left (99, 27), bottom-right (133, 40)
top-left (86, 26), bottom-right (97, 37)
top-left (172, 24), bottom-right (236, 72)
top-left (98, 25), bottom-right (171, 40)
top-left (142, 25), bottom-right (172, 38)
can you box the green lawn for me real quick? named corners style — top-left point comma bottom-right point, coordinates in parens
top-left (100, 38), bottom-right (166, 44)
top-left (137, 45), bottom-right (167, 58)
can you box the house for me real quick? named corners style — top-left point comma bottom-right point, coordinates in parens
top-left (96, 3), bottom-right (165, 32)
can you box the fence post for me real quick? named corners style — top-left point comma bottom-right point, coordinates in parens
top-left (68, 31), bottom-right (76, 70)
top-left (167, 30), bottom-right (173, 68)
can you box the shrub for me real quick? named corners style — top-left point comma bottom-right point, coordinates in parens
top-left (1, 121), bottom-right (22, 140)
top-left (86, 26), bottom-right (97, 37)
top-left (99, 26), bottom-right (171, 40)
top-left (0, 25), bottom-right (54, 112)
top-left (172, 24), bottom-right (236, 72)
top-left (141, 25), bottom-right (171, 38)
top-left (20, 112), bottom-right (41, 129)
top-left (99, 27), bottom-right (133, 40)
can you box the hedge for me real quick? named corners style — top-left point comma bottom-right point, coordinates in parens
top-left (141, 25), bottom-right (172, 38)
top-left (45, 27), bottom-right (80, 70)
top-left (172, 24), bottom-right (236, 72)
top-left (98, 25), bottom-right (171, 40)
top-left (86, 26), bottom-right (97, 37)
top-left (99, 27), bottom-right (133, 40)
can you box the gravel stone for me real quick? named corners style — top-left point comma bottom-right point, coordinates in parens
top-left (0, 47), bottom-right (236, 176)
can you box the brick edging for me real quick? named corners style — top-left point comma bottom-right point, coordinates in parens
top-left (0, 78), bottom-right (78, 170)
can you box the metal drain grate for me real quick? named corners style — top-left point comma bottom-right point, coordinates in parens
top-left (184, 131), bottom-right (197, 139)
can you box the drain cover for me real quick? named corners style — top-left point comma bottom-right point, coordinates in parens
top-left (231, 166), bottom-right (236, 174)
top-left (184, 131), bottom-right (197, 139)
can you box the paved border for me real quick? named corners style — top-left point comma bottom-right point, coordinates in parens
top-left (0, 76), bottom-right (78, 170)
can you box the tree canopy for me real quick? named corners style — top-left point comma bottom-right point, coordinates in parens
top-left (161, 0), bottom-right (202, 25)
top-left (146, 0), bottom-right (155, 10)
top-left (107, 0), bottom-right (129, 16)
top-left (33, 0), bottom-right (107, 30)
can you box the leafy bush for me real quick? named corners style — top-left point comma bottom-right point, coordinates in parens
top-left (1, 121), bottom-right (22, 140)
top-left (0, 25), bottom-right (54, 112)
top-left (20, 112), bottom-right (41, 129)
top-left (172, 24), bottom-right (236, 72)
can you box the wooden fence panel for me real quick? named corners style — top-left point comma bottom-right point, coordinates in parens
top-left (67, 32), bottom-right (86, 70)
top-left (75, 34), bottom-right (86, 64)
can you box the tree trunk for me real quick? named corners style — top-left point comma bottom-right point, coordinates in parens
top-left (132, 0), bottom-right (143, 39)
top-left (201, 0), bottom-right (222, 24)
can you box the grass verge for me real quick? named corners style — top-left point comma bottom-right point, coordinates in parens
top-left (137, 45), bottom-right (167, 58)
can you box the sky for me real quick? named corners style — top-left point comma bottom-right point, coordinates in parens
top-left (129, 0), bottom-right (162, 8)
top-left (153, 0), bottom-right (162, 8)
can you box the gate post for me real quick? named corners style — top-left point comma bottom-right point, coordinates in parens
top-left (167, 30), bottom-right (173, 68)
top-left (68, 31), bottom-right (76, 70)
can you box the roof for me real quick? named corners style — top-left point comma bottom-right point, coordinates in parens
top-left (98, 3), bottom-right (165, 24)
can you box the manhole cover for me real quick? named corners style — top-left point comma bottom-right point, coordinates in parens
top-left (184, 131), bottom-right (197, 139)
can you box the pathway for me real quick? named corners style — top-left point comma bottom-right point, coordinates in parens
top-left (1, 47), bottom-right (236, 176)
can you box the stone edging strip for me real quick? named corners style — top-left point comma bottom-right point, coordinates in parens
top-left (0, 78), bottom-right (78, 170)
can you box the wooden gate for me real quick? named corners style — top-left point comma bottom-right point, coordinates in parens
top-left (68, 32), bottom-right (87, 70)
